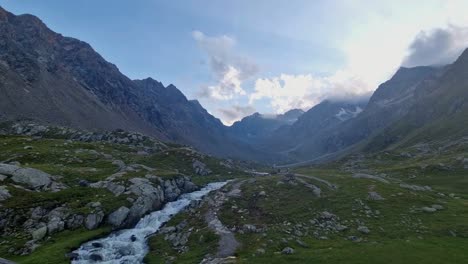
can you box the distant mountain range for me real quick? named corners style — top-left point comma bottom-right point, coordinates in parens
top-left (1, 6), bottom-right (467, 165)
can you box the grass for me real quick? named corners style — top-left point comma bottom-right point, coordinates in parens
top-left (10, 227), bottom-right (111, 264)
top-left (0, 133), bottom-right (248, 262)
top-left (144, 207), bottom-right (219, 264)
top-left (213, 165), bottom-right (468, 263)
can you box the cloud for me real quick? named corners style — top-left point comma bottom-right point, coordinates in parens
top-left (249, 71), bottom-right (370, 114)
top-left (199, 65), bottom-right (246, 100)
top-left (192, 30), bottom-right (259, 100)
top-left (402, 26), bottom-right (468, 67)
top-left (218, 105), bottom-right (256, 125)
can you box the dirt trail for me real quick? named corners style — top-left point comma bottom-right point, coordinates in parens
top-left (201, 180), bottom-right (244, 263)
top-left (294, 173), bottom-right (338, 190)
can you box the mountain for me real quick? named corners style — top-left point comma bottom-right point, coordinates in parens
top-left (228, 109), bottom-right (303, 144)
top-left (258, 99), bottom-right (367, 162)
top-left (363, 49), bottom-right (468, 151)
top-left (0, 6), bottom-right (271, 160)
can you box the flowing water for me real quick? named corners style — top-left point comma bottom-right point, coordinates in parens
top-left (72, 181), bottom-right (228, 264)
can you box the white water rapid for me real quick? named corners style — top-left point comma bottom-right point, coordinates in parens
top-left (72, 181), bottom-right (228, 263)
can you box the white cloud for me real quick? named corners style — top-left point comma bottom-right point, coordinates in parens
top-left (192, 30), bottom-right (258, 101)
top-left (204, 66), bottom-right (246, 100)
top-left (403, 26), bottom-right (468, 67)
top-left (249, 71), bottom-right (370, 113)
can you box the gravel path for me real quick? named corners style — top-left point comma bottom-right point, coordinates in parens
top-left (201, 180), bottom-right (244, 263)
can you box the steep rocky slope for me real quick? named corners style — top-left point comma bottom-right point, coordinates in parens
top-left (0, 7), bottom-right (264, 161)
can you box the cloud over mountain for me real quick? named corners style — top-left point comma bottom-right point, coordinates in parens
top-left (249, 71), bottom-right (370, 113)
top-left (403, 26), bottom-right (468, 67)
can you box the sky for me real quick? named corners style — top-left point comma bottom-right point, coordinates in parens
top-left (2, 0), bottom-right (468, 125)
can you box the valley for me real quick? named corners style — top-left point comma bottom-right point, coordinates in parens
top-left (0, 4), bottom-right (467, 264)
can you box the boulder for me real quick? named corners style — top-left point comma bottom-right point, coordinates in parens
top-left (281, 247), bottom-right (295, 255)
top-left (368, 191), bottom-right (385, 201)
top-left (84, 211), bottom-right (104, 230)
top-left (357, 226), bottom-right (370, 234)
top-left (66, 214), bottom-right (84, 229)
top-left (106, 182), bottom-right (125, 196)
top-left (47, 217), bottom-right (65, 234)
top-left (192, 160), bottom-right (212, 176)
top-left (16, 169), bottom-right (50, 188)
top-left (0, 186), bottom-right (11, 201)
top-left (422, 207), bottom-right (437, 213)
top-left (164, 179), bottom-right (181, 202)
top-left (107, 206), bottom-right (130, 228)
top-left (0, 174), bottom-right (7, 181)
top-left (31, 225), bottom-right (47, 241)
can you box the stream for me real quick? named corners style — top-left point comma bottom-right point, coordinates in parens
top-left (71, 181), bottom-right (228, 264)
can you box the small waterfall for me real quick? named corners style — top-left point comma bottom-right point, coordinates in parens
top-left (72, 181), bottom-right (227, 264)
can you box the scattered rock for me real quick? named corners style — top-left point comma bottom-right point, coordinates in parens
top-left (368, 191), bottom-right (384, 201)
top-left (357, 226), bottom-right (370, 234)
top-left (281, 247), bottom-right (295, 255)
top-left (400, 183), bottom-right (432, 192)
top-left (421, 207), bottom-right (437, 213)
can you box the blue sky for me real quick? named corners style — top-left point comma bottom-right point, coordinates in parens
top-left (2, 0), bottom-right (468, 124)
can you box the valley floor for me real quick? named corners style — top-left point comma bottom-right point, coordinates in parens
top-left (146, 149), bottom-right (468, 264)
top-left (0, 128), bottom-right (467, 264)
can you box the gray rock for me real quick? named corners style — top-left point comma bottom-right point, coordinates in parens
top-left (164, 179), bottom-right (181, 202)
top-left (47, 217), bottom-right (65, 234)
top-left (357, 226), bottom-right (370, 234)
top-left (421, 207), bottom-right (437, 213)
top-left (400, 183), bottom-right (432, 192)
top-left (182, 180), bottom-right (198, 193)
top-left (0, 174), bottom-right (7, 181)
top-left (368, 191), bottom-right (384, 201)
top-left (84, 211), bottom-right (104, 230)
top-left (106, 182), bottom-right (125, 196)
top-left (281, 247), bottom-right (295, 255)
top-left (0, 186), bottom-right (11, 201)
top-left (3, 164), bottom-right (52, 190)
top-left (320, 211), bottom-right (336, 220)
top-left (31, 225), bottom-right (47, 241)
top-left (66, 214), bottom-right (84, 229)
top-left (192, 160), bottom-right (212, 176)
top-left (108, 206), bottom-right (130, 228)
top-left (431, 204), bottom-right (444, 210)
top-left (30, 206), bottom-right (47, 220)
top-left (0, 164), bottom-right (20, 175)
